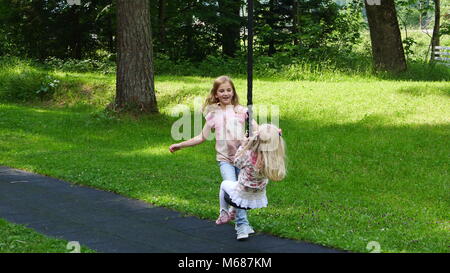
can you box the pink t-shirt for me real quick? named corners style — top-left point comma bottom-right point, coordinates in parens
top-left (205, 104), bottom-right (247, 163)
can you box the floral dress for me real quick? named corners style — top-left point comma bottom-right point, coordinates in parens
top-left (228, 146), bottom-right (269, 209)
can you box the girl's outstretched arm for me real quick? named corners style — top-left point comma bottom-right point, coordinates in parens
top-left (169, 124), bottom-right (212, 153)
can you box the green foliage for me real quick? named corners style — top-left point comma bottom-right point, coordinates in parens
top-left (396, 0), bottom-right (434, 29)
top-left (150, 0), bottom-right (226, 61)
top-left (403, 37), bottom-right (418, 60)
top-left (441, 22), bottom-right (450, 36)
top-left (251, 0), bottom-right (365, 63)
top-left (0, 0), bottom-right (368, 64)
top-left (0, 58), bottom-right (57, 102)
top-left (35, 75), bottom-right (60, 100)
top-left (0, 0), bottom-right (115, 59)
top-left (328, 0), bottom-right (365, 52)
top-left (43, 56), bottom-right (115, 74)
top-left (151, 48), bottom-right (450, 82)
top-left (0, 57), bottom-right (115, 103)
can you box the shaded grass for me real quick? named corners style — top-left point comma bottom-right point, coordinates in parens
top-left (0, 218), bottom-right (95, 253)
top-left (0, 75), bottom-right (449, 253)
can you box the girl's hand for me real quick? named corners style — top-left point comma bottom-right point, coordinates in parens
top-left (169, 144), bottom-right (182, 153)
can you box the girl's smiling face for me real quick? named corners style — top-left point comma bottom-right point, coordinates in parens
top-left (215, 82), bottom-right (234, 106)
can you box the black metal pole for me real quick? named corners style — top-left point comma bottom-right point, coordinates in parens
top-left (247, 0), bottom-right (254, 137)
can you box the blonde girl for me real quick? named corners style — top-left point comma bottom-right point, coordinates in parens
top-left (215, 124), bottom-right (286, 229)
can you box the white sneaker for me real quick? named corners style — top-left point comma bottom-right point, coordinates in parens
top-left (236, 224), bottom-right (254, 240)
top-left (245, 225), bottom-right (255, 235)
top-left (236, 228), bottom-right (249, 240)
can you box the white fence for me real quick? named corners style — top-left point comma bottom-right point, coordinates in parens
top-left (433, 46), bottom-right (450, 67)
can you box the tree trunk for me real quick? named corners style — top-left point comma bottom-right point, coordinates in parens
top-left (218, 0), bottom-right (241, 57)
top-left (365, 0), bottom-right (407, 72)
top-left (430, 0), bottom-right (440, 62)
top-left (115, 0), bottom-right (158, 113)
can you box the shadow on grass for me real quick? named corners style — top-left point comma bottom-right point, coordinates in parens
top-left (374, 62), bottom-right (450, 82)
top-left (396, 84), bottom-right (450, 97)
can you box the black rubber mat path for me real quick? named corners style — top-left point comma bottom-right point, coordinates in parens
top-left (0, 166), bottom-right (343, 253)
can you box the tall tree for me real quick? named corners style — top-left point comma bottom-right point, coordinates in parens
top-left (364, 0), bottom-right (407, 72)
top-left (115, 0), bottom-right (158, 113)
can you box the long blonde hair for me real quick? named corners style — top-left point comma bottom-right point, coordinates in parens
top-left (202, 75), bottom-right (240, 113)
top-left (236, 124), bottom-right (287, 181)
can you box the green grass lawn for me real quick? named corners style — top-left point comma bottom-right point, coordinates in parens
top-left (0, 218), bottom-right (94, 253)
top-left (0, 64), bottom-right (449, 252)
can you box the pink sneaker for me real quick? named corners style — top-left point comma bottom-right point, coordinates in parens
top-left (215, 210), bottom-right (231, 225)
